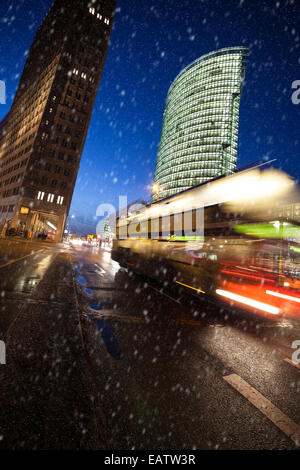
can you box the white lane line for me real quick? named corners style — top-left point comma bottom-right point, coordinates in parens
top-left (87, 310), bottom-right (146, 324)
top-left (0, 249), bottom-right (44, 269)
top-left (223, 373), bottom-right (300, 446)
top-left (175, 319), bottom-right (202, 326)
top-left (148, 285), bottom-right (181, 304)
top-left (284, 358), bottom-right (300, 370)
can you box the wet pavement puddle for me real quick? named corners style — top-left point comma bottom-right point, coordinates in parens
top-left (76, 275), bottom-right (87, 286)
top-left (96, 319), bottom-right (123, 360)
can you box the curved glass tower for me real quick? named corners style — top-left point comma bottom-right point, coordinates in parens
top-left (152, 47), bottom-right (249, 201)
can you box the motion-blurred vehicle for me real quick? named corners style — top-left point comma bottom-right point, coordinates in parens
top-left (112, 167), bottom-right (300, 319)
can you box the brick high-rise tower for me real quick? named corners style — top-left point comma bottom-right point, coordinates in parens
top-left (0, 0), bottom-right (116, 241)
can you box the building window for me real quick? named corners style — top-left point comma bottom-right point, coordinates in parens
top-left (54, 165), bottom-right (61, 174)
top-left (104, 18), bottom-right (110, 25)
top-left (64, 168), bottom-right (70, 176)
top-left (89, 7), bottom-right (95, 15)
top-left (33, 160), bottom-right (42, 170)
top-left (81, 73), bottom-right (87, 80)
top-left (37, 191), bottom-right (45, 201)
top-left (51, 179), bottom-right (57, 187)
top-left (47, 193), bottom-right (54, 203)
top-left (57, 195), bottom-right (64, 205)
top-left (20, 206), bottom-right (29, 215)
top-left (73, 68), bottom-right (79, 75)
top-left (97, 13), bottom-right (102, 20)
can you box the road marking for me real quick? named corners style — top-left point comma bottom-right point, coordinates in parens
top-left (0, 249), bottom-right (44, 269)
top-left (148, 285), bottom-right (181, 304)
top-left (86, 310), bottom-right (202, 327)
top-left (224, 374), bottom-right (300, 446)
top-left (216, 289), bottom-right (280, 315)
top-left (87, 310), bottom-right (146, 324)
top-left (174, 319), bottom-right (202, 326)
top-left (284, 358), bottom-right (300, 370)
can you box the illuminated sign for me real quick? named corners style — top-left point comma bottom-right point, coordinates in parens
top-left (20, 207), bottom-right (29, 215)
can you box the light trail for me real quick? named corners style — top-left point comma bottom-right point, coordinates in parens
top-left (266, 290), bottom-right (300, 304)
top-left (221, 269), bottom-right (275, 283)
top-left (216, 289), bottom-right (280, 315)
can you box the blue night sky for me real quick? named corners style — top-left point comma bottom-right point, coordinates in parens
top-left (0, 0), bottom-right (299, 232)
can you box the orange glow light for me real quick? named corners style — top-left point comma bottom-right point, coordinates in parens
top-left (216, 289), bottom-right (280, 315)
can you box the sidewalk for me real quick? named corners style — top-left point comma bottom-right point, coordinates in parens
top-left (0, 236), bottom-right (66, 250)
top-left (0, 252), bottom-right (105, 450)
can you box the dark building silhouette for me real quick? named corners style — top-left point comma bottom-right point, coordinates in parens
top-left (0, 0), bottom-right (116, 241)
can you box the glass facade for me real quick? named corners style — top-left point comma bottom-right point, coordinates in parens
top-left (152, 47), bottom-right (249, 201)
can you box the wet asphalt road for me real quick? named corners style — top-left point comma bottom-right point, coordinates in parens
top-left (0, 238), bottom-right (299, 450)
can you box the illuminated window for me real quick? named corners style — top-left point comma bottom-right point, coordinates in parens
top-left (97, 13), bottom-right (102, 20)
top-left (104, 18), bottom-right (110, 24)
top-left (37, 191), bottom-right (45, 201)
top-left (81, 72), bottom-right (87, 79)
top-left (57, 196), bottom-right (64, 205)
top-left (89, 7), bottom-right (95, 15)
top-left (47, 193), bottom-right (54, 203)
top-left (73, 68), bottom-right (79, 75)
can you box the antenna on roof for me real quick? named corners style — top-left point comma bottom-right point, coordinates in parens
top-left (236, 159), bottom-right (277, 173)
